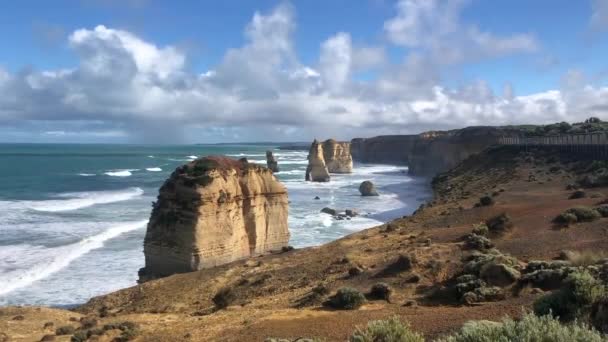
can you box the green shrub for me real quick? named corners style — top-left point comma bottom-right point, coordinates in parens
top-left (324, 287), bottom-right (366, 310)
top-left (350, 316), bottom-right (424, 342)
top-left (71, 331), bottom-right (88, 342)
top-left (596, 206), bottom-right (608, 218)
top-left (569, 190), bottom-right (587, 199)
top-left (485, 213), bottom-right (513, 235)
top-left (368, 283), bottom-right (392, 301)
top-left (212, 287), bottom-right (236, 309)
top-left (471, 223), bottom-right (489, 236)
top-left (564, 207), bottom-right (601, 223)
top-left (464, 234), bottom-right (493, 250)
top-left (534, 270), bottom-right (607, 322)
top-left (55, 325), bottom-right (76, 335)
top-left (555, 212), bottom-right (578, 225)
top-left (479, 196), bottom-right (494, 206)
top-left (560, 250), bottom-right (607, 267)
top-left (437, 313), bottom-right (604, 342)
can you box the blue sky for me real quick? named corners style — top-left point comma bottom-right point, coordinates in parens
top-left (0, 0), bottom-right (607, 143)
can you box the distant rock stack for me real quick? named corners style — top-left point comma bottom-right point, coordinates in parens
top-left (322, 139), bottom-right (353, 173)
top-left (266, 150), bottom-right (279, 173)
top-left (138, 156), bottom-right (290, 282)
top-left (305, 139), bottom-right (331, 182)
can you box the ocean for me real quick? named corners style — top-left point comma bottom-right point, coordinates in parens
top-left (0, 143), bottom-right (431, 306)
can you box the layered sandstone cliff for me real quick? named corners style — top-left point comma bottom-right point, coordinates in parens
top-left (305, 140), bottom-right (331, 182)
top-left (351, 127), bottom-right (504, 176)
top-left (139, 156), bottom-right (290, 282)
top-left (322, 139), bottom-right (353, 173)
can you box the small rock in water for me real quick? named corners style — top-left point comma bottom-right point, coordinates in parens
top-left (314, 196), bottom-right (320, 200)
top-left (359, 181), bottom-right (379, 196)
top-left (321, 207), bottom-right (337, 216)
top-left (345, 209), bottom-right (358, 217)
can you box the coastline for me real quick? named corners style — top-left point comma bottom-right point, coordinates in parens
top-left (0, 144), bottom-right (431, 307)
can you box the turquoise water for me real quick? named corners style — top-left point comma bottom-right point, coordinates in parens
top-left (0, 143), bottom-right (431, 306)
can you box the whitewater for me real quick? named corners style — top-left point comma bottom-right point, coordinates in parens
top-left (0, 143), bottom-right (431, 306)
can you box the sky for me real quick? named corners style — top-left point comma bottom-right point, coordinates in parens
top-left (0, 0), bottom-right (607, 143)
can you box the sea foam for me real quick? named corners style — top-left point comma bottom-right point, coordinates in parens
top-left (27, 187), bottom-right (144, 212)
top-left (0, 220), bottom-right (148, 296)
top-left (104, 170), bottom-right (134, 177)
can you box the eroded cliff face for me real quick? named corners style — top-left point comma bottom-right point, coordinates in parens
top-left (322, 139), bottom-right (353, 173)
top-left (139, 156), bottom-right (289, 282)
top-left (351, 127), bottom-right (503, 176)
top-left (305, 140), bottom-right (331, 182)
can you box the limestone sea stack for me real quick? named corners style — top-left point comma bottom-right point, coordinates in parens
top-left (305, 139), bottom-right (331, 182)
top-left (266, 150), bottom-right (279, 173)
top-left (322, 139), bottom-right (353, 173)
top-left (138, 156), bottom-right (290, 282)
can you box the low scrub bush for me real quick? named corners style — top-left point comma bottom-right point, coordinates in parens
top-left (471, 223), bottom-right (489, 237)
top-left (478, 196), bottom-right (494, 206)
top-left (485, 213), bottom-right (513, 235)
top-left (436, 313), bottom-right (605, 342)
top-left (534, 270), bottom-right (607, 322)
top-left (569, 190), bottom-right (587, 199)
top-left (368, 283), bottom-right (392, 301)
top-left (554, 212), bottom-right (578, 225)
top-left (324, 287), bottom-right (366, 310)
top-left (555, 207), bottom-right (601, 224)
top-left (464, 234), bottom-right (493, 250)
top-left (596, 205), bottom-right (608, 218)
top-left (55, 326), bottom-right (75, 335)
top-left (560, 250), bottom-right (607, 267)
top-left (212, 287), bottom-right (236, 309)
top-left (350, 316), bottom-right (424, 342)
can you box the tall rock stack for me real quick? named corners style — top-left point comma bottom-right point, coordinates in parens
top-left (138, 156), bottom-right (290, 282)
top-left (322, 139), bottom-right (353, 173)
top-left (266, 150), bottom-right (279, 173)
top-left (305, 139), bottom-right (331, 182)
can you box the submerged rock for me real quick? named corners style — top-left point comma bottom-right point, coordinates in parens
top-left (266, 150), bottom-right (279, 173)
top-left (139, 156), bottom-right (290, 282)
top-left (359, 181), bottom-right (379, 196)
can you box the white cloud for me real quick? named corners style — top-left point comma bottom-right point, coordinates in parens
top-left (0, 2), bottom-right (605, 143)
top-left (384, 0), bottom-right (538, 64)
top-left (319, 32), bottom-right (352, 94)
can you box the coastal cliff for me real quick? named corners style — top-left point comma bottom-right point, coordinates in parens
top-left (322, 139), bottom-right (353, 173)
top-left (138, 156), bottom-right (289, 282)
top-left (351, 127), bottom-right (503, 176)
top-left (305, 140), bottom-right (331, 182)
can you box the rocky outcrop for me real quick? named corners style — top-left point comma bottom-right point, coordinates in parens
top-left (305, 140), bottom-right (330, 182)
top-left (322, 139), bottom-right (353, 173)
top-left (139, 156), bottom-right (290, 282)
top-left (351, 127), bottom-right (506, 176)
top-left (266, 150), bottom-right (279, 173)
top-left (359, 181), bottom-right (379, 196)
